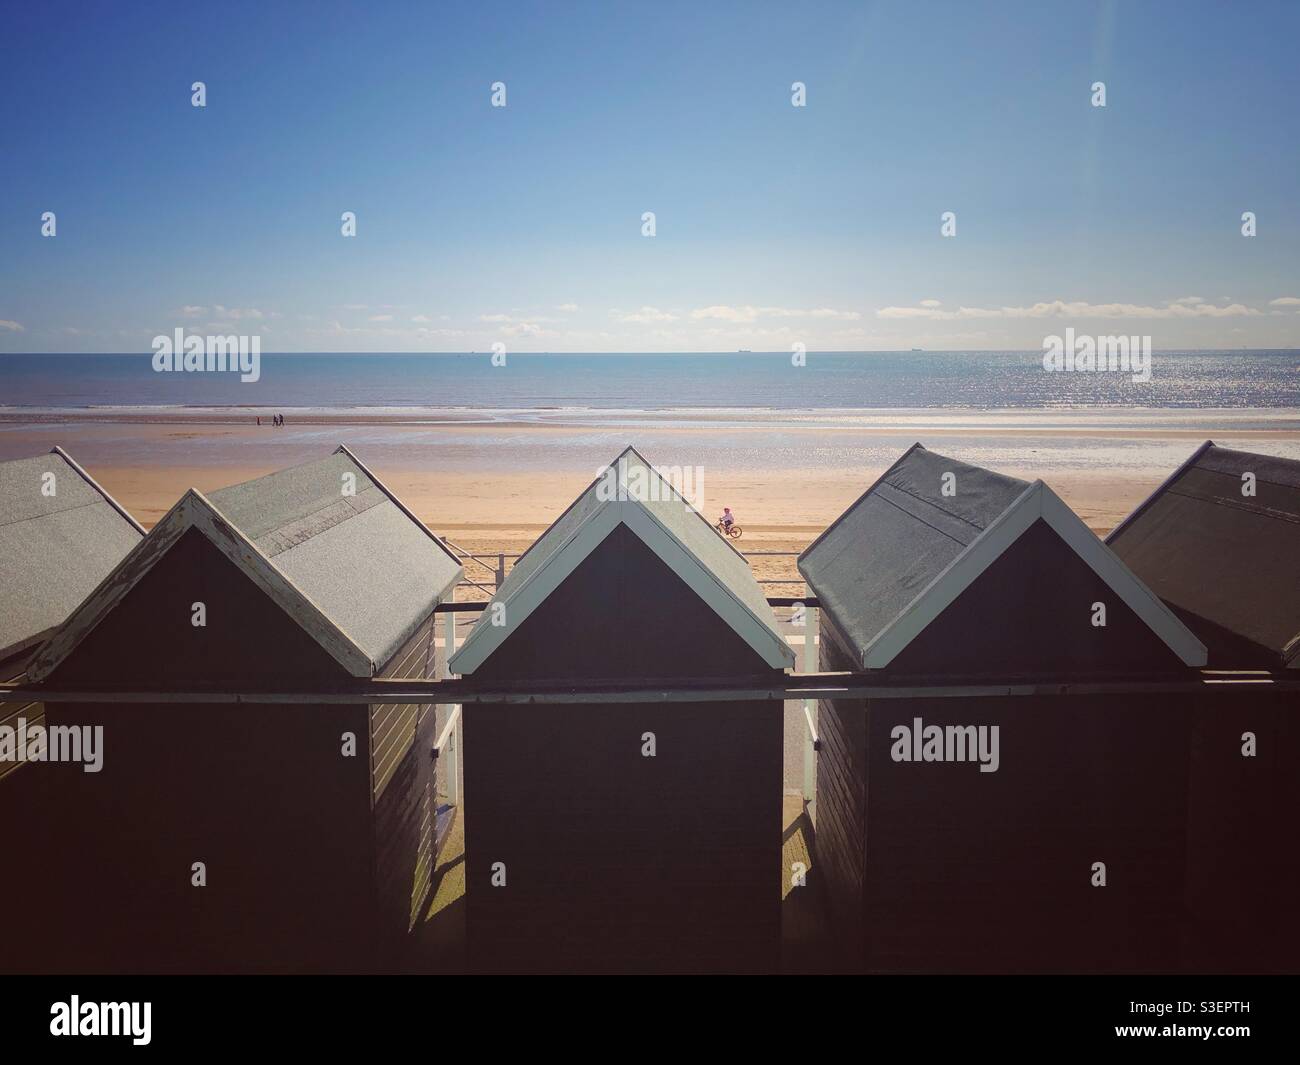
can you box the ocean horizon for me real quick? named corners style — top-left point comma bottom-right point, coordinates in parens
top-left (2, 351), bottom-right (1297, 413)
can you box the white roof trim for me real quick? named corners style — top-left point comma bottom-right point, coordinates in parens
top-left (450, 498), bottom-right (794, 675)
top-left (623, 503), bottom-right (794, 669)
top-left (862, 481), bottom-right (1208, 670)
top-left (28, 489), bottom-right (375, 681)
top-left (49, 446), bottom-right (147, 535)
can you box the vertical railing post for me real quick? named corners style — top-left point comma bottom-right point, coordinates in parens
top-left (802, 583), bottom-right (818, 818)
top-left (449, 706), bottom-right (463, 806)
top-left (496, 553), bottom-right (506, 592)
top-left (447, 603), bottom-right (461, 807)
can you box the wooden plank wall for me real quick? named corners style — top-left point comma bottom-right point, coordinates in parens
top-left (0, 661), bottom-right (41, 784)
top-left (370, 612), bottom-right (439, 951)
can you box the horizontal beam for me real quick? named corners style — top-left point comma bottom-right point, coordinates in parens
top-left (433, 596), bottom-right (820, 612)
top-left (2, 672), bottom-right (1296, 707)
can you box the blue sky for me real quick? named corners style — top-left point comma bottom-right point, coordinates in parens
top-left (2, 0), bottom-right (1298, 352)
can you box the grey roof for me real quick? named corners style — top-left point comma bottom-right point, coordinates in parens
top-left (0, 449), bottom-right (144, 663)
top-left (1107, 442), bottom-right (1300, 668)
top-left (207, 448), bottom-right (462, 667)
top-left (797, 443), bottom-right (1031, 657)
top-left (456, 446), bottom-right (789, 669)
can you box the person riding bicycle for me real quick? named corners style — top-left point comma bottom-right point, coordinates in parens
top-left (720, 507), bottom-right (735, 531)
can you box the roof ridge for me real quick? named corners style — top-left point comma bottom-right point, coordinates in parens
top-left (877, 473), bottom-right (1004, 533)
top-left (0, 495), bottom-right (113, 530)
top-left (1165, 484), bottom-right (1300, 526)
top-left (872, 486), bottom-right (974, 549)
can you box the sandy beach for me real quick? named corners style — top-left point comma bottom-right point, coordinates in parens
top-left (5, 412), bottom-right (1298, 597)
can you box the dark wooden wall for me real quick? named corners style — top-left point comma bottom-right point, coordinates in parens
top-left (861, 693), bottom-right (1189, 972)
top-left (42, 527), bottom-right (374, 973)
top-left (466, 523), bottom-right (783, 973)
top-left (812, 622), bottom-right (866, 968)
top-left (1, 654), bottom-right (51, 971)
top-left (1183, 691), bottom-right (1300, 972)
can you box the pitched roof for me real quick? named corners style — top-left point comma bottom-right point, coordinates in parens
top-left (799, 444), bottom-right (1206, 670)
top-left (28, 446), bottom-right (462, 680)
top-left (0, 447), bottom-right (144, 663)
top-left (450, 446), bottom-right (794, 674)
top-left (1106, 441), bottom-right (1300, 668)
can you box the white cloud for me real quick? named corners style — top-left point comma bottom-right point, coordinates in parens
top-left (502, 321), bottom-right (546, 338)
top-left (690, 305), bottom-right (861, 322)
top-left (806, 307), bottom-right (861, 320)
top-left (411, 314), bottom-right (432, 323)
top-left (877, 298), bottom-right (1262, 321)
top-left (0, 320), bottom-right (25, 332)
top-left (556, 303), bottom-right (580, 313)
top-left (691, 305), bottom-right (760, 322)
top-left (918, 299), bottom-right (942, 309)
top-left (192, 305), bottom-right (273, 321)
top-left (1268, 297), bottom-right (1300, 307)
top-left (612, 306), bottom-right (679, 323)
top-left (369, 314), bottom-right (394, 322)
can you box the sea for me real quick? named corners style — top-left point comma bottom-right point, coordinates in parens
top-left (1, 351), bottom-right (1297, 475)
top-left (1, 351), bottom-right (1297, 412)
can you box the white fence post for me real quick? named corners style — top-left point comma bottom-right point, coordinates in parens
top-left (449, 706), bottom-right (463, 806)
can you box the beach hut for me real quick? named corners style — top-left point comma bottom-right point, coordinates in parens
top-left (797, 443), bottom-right (1206, 972)
top-left (0, 448), bottom-right (143, 970)
top-left (449, 446), bottom-right (794, 973)
top-left (1106, 441), bottom-right (1300, 971)
top-left (29, 446), bottom-right (462, 972)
